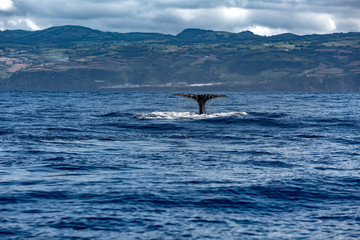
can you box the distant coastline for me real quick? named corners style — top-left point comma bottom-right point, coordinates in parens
top-left (1, 26), bottom-right (359, 92)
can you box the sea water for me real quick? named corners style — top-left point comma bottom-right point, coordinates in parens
top-left (0, 91), bottom-right (360, 239)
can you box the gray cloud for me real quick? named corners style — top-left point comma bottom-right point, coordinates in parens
top-left (0, 0), bottom-right (359, 35)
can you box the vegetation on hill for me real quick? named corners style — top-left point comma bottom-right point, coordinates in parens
top-left (0, 25), bottom-right (359, 91)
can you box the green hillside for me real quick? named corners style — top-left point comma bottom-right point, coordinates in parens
top-left (0, 26), bottom-right (359, 91)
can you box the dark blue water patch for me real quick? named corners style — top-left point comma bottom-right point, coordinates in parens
top-left (0, 229), bottom-right (16, 236)
top-left (312, 117), bottom-right (359, 128)
top-left (27, 190), bottom-right (72, 200)
top-left (142, 123), bottom-right (185, 131)
top-left (46, 127), bottom-right (82, 132)
top-left (242, 160), bottom-right (295, 168)
top-left (179, 179), bottom-right (236, 186)
top-left (96, 112), bottom-right (133, 118)
top-left (41, 163), bottom-right (92, 171)
top-left (242, 150), bottom-right (275, 155)
top-left (0, 129), bottom-right (12, 135)
top-left (318, 214), bottom-right (360, 221)
top-left (21, 209), bottom-right (43, 214)
top-left (248, 112), bottom-right (288, 119)
top-left (17, 133), bottom-right (94, 142)
top-left (338, 177), bottom-right (360, 186)
top-left (0, 227), bottom-right (30, 239)
top-left (76, 216), bottom-right (128, 230)
top-left (246, 184), bottom-right (326, 204)
top-left (1, 179), bottom-right (47, 187)
top-left (295, 134), bottom-right (323, 139)
top-left (237, 115), bottom-right (301, 129)
top-left (195, 198), bottom-right (255, 209)
top-left (46, 156), bottom-right (66, 161)
top-left (314, 166), bottom-right (353, 171)
top-left (0, 196), bottom-right (21, 204)
top-left (48, 218), bottom-right (92, 230)
top-left (190, 218), bottom-right (227, 225)
top-left (102, 121), bottom-right (186, 133)
top-left (85, 192), bottom-right (173, 206)
top-left (0, 195), bottom-right (35, 204)
top-left (332, 137), bottom-right (360, 145)
top-left (249, 180), bottom-right (360, 205)
top-left (103, 193), bottom-right (255, 212)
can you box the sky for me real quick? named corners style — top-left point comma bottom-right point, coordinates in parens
top-left (0, 0), bottom-right (360, 36)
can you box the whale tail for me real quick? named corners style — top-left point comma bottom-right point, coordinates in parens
top-left (173, 93), bottom-right (228, 114)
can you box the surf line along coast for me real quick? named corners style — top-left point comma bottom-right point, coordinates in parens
top-left (173, 93), bottom-right (228, 115)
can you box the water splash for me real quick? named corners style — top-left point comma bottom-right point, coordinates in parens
top-left (134, 111), bottom-right (248, 120)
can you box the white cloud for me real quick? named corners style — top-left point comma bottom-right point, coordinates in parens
top-left (25, 19), bottom-right (41, 31)
top-left (221, 7), bottom-right (249, 22)
top-left (237, 26), bottom-right (288, 36)
top-left (292, 13), bottom-right (337, 34)
top-left (4, 18), bottom-right (41, 30)
top-left (0, 0), bottom-right (14, 11)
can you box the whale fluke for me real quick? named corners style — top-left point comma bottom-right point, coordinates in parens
top-left (173, 93), bottom-right (228, 114)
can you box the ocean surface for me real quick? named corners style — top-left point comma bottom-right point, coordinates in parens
top-left (0, 91), bottom-right (360, 239)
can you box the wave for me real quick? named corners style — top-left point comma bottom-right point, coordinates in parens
top-left (134, 111), bottom-right (248, 120)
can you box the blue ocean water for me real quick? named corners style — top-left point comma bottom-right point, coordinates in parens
top-left (0, 91), bottom-right (360, 239)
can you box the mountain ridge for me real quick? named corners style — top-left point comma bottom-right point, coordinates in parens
top-left (4, 25), bottom-right (359, 44)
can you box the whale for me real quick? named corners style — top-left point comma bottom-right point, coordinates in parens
top-left (173, 93), bottom-right (228, 114)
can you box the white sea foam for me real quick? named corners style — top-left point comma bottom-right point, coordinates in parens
top-left (134, 111), bottom-right (248, 120)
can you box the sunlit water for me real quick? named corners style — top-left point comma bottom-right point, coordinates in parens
top-left (1, 91), bottom-right (360, 239)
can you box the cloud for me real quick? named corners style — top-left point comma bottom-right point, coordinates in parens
top-left (0, 18), bottom-right (40, 31)
top-left (0, 0), bottom-right (14, 11)
top-left (0, 0), bottom-right (359, 35)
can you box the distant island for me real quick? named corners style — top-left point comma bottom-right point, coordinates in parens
top-left (0, 25), bottom-right (359, 91)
